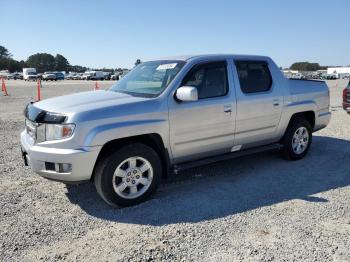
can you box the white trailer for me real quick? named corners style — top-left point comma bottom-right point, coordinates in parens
top-left (327, 67), bottom-right (350, 78)
top-left (23, 68), bottom-right (37, 81)
top-left (82, 71), bottom-right (104, 80)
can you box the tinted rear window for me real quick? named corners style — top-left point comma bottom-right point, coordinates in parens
top-left (235, 61), bottom-right (272, 93)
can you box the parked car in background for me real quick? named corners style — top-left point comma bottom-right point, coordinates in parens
top-left (20, 54), bottom-right (331, 207)
top-left (65, 74), bottom-right (73, 80)
top-left (103, 72), bottom-right (112, 80)
top-left (81, 71), bottom-right (104, 80)
top-left (13, 72), bottom-right (23, 80)
top-left (326, 74), bottom-right (338, 80)
top-left (89, 71), bottom-right (104, 80)
top-left (73, 73), bottom-right (83, 80)
top-left (23, 68), bottom-right (39, 81)
top-left (312, 73), bottom-right (322, 80)
top-left (54, 72), bottom-right (65, 80)
top-left (66, 73), bottom-right (78, 80)
top-left (42, 72), bottom-right (57, 81)
top-left (25, 72), bottom-right (39, 81)
top-left (5, 73), bottom-right (14, 80)
top-left (110, 73), bottom-right (120, 80)
top-left (0, 70), bottom-right (14, 80)
top-left (343, 82), bottom-right (350, 114)
top-left (80, 72), bottom-right (93, 80)
top-left (118, 70), bottom-right (130, 79)
top-left (291, 73), bottom-right (303, 79)
top-left (0, 70), bottom-right (9, 79)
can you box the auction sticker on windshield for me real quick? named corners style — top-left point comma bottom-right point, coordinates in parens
top-left (156, 63), bottom-right (177, 70)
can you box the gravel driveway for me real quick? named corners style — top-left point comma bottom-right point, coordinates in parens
top-left (0, 80), bottom-right (349, 261)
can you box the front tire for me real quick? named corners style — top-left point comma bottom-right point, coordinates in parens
top-left (282, 118), bottom-right (312, 160)
top-left (94, 143), bottom-right (162, 207)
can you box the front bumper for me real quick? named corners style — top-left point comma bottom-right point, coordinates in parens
top-left (20, 131), bottom-right (101, 183)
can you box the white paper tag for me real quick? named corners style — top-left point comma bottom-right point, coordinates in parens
top-left (231, 145), bottom-right (242, 152)
top-left (156, 63), bottom-right (177, 70)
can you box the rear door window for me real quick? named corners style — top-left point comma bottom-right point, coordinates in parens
top-left (235, 61), bottom-right (272, 94)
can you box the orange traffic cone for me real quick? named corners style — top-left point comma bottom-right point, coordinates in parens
top-left (95, 81), bottom-right (99, 90)
top-left (2, 78), bottom-right (8, 96)
top-left (37, 79), bottom-right (41, 101)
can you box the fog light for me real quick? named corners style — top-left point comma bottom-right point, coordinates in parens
top-left (58, 163), bottom-right (72, 173)
top-left (45, 162), bottom-right (55, 171)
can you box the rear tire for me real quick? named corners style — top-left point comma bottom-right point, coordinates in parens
top-left (282, 118), bottom-right (312, 160)
top-left (94, 143), bottom-right (162, 207)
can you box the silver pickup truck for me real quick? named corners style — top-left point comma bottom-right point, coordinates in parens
top-left (21, 54), bottom-right (331, 207)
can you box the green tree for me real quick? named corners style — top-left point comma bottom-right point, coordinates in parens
top-left (26, 53), bottom-right (56, 73)
top-left (0, 45), bottom-right (11, 59)
top-left (290, 62), bottom-right (321, 71)
top-left (55, 54), bottom-right (70, 71)
top-left (0, 45), bottom-right (23, 72)
top-left (0, 58), bottom-right (7, 71)
top-left (19, 60), bottom-right (27, 69)
top-left (7, 59), bottom-right (22, 72)
top-left (69, 65), bottom-right (87, 73)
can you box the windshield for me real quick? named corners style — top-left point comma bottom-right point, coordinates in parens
top-left (109, 60), bottom-right (185, 97)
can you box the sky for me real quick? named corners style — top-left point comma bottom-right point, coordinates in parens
top-left (1, 0), bottom-right (349, 69)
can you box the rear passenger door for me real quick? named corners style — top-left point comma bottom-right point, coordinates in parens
top-left (233, 60), bottom-right (283, 147)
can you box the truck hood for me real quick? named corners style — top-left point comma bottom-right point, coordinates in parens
top-left (34, 90), bottom-right (150, 115)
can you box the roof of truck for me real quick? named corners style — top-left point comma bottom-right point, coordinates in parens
top-left (152, 54), bottom-right (270, 61)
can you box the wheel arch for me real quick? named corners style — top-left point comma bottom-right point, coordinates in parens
top-left (289, 111), bottom-right (315, 129)
top-left (91, 133), bottom-right (170, 181)
top-left (280, 110), bottom-right (315, 142)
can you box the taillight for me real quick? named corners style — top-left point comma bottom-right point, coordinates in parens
top-left (343, 88), bottom-right (348, 101)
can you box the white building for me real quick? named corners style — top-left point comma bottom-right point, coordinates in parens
top-left (327, 67), bottom-right (350, 75)
top-left (317, 69), bottom-right (327, 74)
top-left (282, 69), bottom-right (299, 78)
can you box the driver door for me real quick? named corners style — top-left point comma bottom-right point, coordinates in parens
top-left (168, 61), bottom-right (236, 163)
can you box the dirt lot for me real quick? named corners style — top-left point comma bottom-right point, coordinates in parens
top-left (0, 79), bottom-right (349, 261)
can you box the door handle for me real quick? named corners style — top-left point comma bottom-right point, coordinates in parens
top-left (273, 100), bottom-right (280, 107)
top-left (224, 105), bottom-right (232, 113)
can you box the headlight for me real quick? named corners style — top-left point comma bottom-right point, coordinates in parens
top-left (36, 124), bottom-right (75, 142)
top-left (46, 124), bottom-right (75, 140)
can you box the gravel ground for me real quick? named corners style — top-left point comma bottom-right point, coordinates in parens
top-left (0, 80), bottom-right (349, 261)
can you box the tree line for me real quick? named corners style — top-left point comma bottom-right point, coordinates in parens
top-left (289, 62), bottom-right (327, 71)
top-left (0, 45), bottom-right (127, 73)
top-left (3, 45), bottom-right (333, 73)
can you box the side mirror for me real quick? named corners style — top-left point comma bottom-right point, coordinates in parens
top-left (176, 86), bottom-right (198, 102)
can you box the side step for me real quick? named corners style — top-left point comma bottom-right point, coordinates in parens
top-left (172, 143), bottom-right (283, 173)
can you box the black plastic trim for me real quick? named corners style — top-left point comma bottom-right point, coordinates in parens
top-left (24, 103), bottom-right (67, 123)
top-left (172, 143), bottom-right (283, 173)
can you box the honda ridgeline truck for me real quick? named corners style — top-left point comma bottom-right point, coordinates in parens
top-left (21, 55), bottom-right (331, 207)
